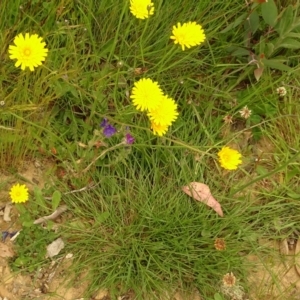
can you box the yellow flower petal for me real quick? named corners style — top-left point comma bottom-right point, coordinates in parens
top-left (170, 21), bottom-right (206, 51)
top-left (148, 95), bottom-right (179, 126)
top-left (130, 0), bottom-right (154, 19)
top-left (130, 78), bottom-right (164, 112)
top-left (151, 121), bottom-right (169, 136)
top-left (217, 146), bottom-right (242, 170)
top-left (9, 183), bottom-right (29, 203)
top-left (8, 33), bottom-right (48, 71)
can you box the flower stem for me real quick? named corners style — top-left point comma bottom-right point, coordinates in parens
top-left (82, 142), bottom-right (124, 173)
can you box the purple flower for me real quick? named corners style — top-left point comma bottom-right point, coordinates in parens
top-left (103, 124), bottom-right (116, 137)
top-left (124, 133), bottom-right (135, 145)
top-left (100, 118), bottom-right (108, 128)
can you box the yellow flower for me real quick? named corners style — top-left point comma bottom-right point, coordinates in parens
top-left (130, 0), bottom-right (154, 19)
top-left (170, 22), bottom-right (206, 51)
top-left (130, 78), bottom-right (163, 112)
top-left (148, 95), bottom-right (179, 126)
top-left (151, 121), bottom-right (169, 136)
top-left (218, 146), bottom-right (242, 170)
top-left (9, 183), bottom-right (29, 203)
top-left (9, 33), bottom-right (48, 71)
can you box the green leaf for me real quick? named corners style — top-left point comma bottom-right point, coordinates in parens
top-left (274, 5), bottom-right (294, 36)
top-left (256, 165), bottom-right (268, 176)
top-left (286, 32), bottom-right (300, 38)
top-left (286, 192), bottom-right (300, 199)
top-left (265, 43), bottom-right (274, 57)
top-left (231, 47), bottom-right (250, 57)
top-left (214, 293), bottom-right (224, 300)
top-left (22, 220), bottom-right (34, 227)
top-left (249, 10), bottom-right (260, 33)
top-left (286, 167), bottom-right (300, 182)
top-left (262, 59), bottom-right (292, 72)
top-left (250, 114), bottom-right (262, 124)
top-left (34, 186), bottom-right (45, 206)
top-left (220, 13), bottom-right (248, 33)
top-left (261, 0), bottom-right (278, 27)
top-left (95, 211), bottom-right (110, 224)
top-left (52, 190), bottom-right (62, 210)
top-left (280, 38), bottom-right (300, 49)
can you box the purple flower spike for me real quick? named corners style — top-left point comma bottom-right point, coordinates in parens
top-left (125, 133), bottom-right (135, 145)
top-left (100, 118), bottom-right (108, 128)
top-left (103, 124), bottom-right (116, 137)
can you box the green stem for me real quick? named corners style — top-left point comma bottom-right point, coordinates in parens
top-left (82, 142), bottom-right (124, 173)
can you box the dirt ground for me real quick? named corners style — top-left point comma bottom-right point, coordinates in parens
top-left (1, 161), bottom-right (300, 300)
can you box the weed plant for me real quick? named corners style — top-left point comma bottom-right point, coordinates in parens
top-left (1, 0), bottom-right (300, 299)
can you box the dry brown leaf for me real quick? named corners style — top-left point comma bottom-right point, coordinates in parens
top-left (46, 238), bottom-right (65, 258)
top-left (182, 182), bottom-right (224, 217)
top-left (254, 67), bottom-right (264, 82)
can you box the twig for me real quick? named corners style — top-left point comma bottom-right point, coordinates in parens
top-left (3, 203), bottom-right (12, 222)
top-left (44, 182), bottom-right (100, 200)
top-left (34, 205), bottom-right (68, 224)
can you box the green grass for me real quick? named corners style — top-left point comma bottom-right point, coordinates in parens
top-left (2, 0), bottom-right (300, 299)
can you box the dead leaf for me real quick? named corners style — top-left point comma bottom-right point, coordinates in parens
top-left (0, 242), bottom-right (15, 258)
top-left (254, 67), bottom-right (264, 82)
top-left (182, 182), bottom-right (224, 217)
top-left (46, 238), bottom-right (65, 258)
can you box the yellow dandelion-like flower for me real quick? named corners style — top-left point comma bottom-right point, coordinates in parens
top-left (130, 78), bottom-right (164, 112)
top-left (148, 95), bottom-right (179, 126)
top-left (9, 183), bottom-right (29, 203)
top-left (151, 121), bottom-right (169, 136)
top-left (130, 0), bottom-right (154, 19)
top-left (9, 33), bottom-right (48, 71)
top-left (170, 21), bottom-right (206, 51)
top-left (218, 146), bottom-right (242, 170)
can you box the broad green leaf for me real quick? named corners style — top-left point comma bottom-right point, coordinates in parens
top-left (201, 229), bottom-right (212, 237)
top-left (256, 165), bottom-right (268, 176)
top-left (231, 47), bottom-right (250, 57)
top-left (214, 293), bottom-right (224, 300)
top-left (14, 256), bottom-right (31, 267)
top-left (262, 59), bottom-right (292, 72)
top-left (95, 211), bottom-right (110, 224)
top-left (249, 10), bottom-right (260, 33)
top-left (52, 190), bottom-right (62, 210)
top-left (286, 32), bottom-right (300, 38)
top-left (261, 0), bottom-right (278, 27)
top-left (287, 192), bottom-right (300, 199)
top-left (286, 167), bottom-right (300, 182)
top-left (293, 24), bottom-right (300, 33)
top-left (220, 13), bottom-right (248, 33)
top-left (265, 43), bottom-right (274, 57)
top-left (46, 220), bottom-right (55, 230)
top-left (280, 38), bottom-right (300, 49)
top-left (259, 35), bottom-right (265, 54)
top-left (274, 5), bottom-right (294, 36)
top-left (22, 220), bottom-right (34, 227)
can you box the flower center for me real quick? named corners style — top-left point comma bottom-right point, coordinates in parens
top-left (23, 48), bottom-right (31, 57)
top-left (223, 154), bottom-right (230, 161)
